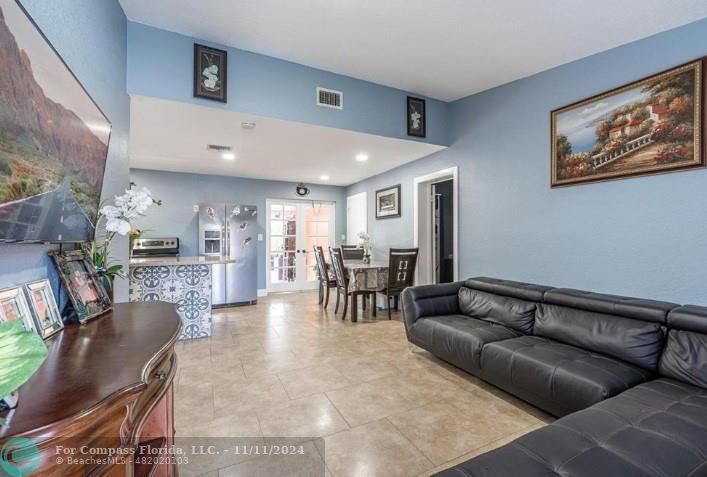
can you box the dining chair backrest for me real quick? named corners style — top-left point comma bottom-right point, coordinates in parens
top-left (341, 245), bottom-right (365, 260)
top-left (387, 248), bottom-right (418, 292)
top-left (329, 247), bottom-right (348, 289)
top-left (313, 245), bottom-right (328, 282)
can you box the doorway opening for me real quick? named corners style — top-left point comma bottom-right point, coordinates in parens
top-left (414, 167), bottom-right (458, 285)
top-left (346, 192), bottom-right (367, 244)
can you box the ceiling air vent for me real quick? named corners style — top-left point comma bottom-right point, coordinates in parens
top-left (316, 87), bottom-right (343, 110)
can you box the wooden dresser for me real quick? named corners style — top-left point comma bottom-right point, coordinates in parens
top-left (0, 302), bottom-right (181, 477)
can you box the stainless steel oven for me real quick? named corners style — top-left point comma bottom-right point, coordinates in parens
top-left (132, 237), bottom-right (180, 257)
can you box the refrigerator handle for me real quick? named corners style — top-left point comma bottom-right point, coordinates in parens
top-left (222, 223), bottom-right (228, 257)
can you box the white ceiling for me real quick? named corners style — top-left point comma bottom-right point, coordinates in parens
top-left (119, 0), bottom-right (707, 101)
top-left (129, 96), bottom-right (445, 186)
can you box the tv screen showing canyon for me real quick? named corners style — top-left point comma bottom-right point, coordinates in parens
top-left (0, 0), bottom-right (110, 242)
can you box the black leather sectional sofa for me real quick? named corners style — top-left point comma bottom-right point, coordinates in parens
top-left (400, 277), bottom-right (707, 477)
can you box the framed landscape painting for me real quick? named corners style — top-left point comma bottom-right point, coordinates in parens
top-left (551, 60), bottom-right (703, 187)
top-left (376, 184), bottom-right (401, 219)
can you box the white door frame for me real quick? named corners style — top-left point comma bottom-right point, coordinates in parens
top-left (413, 166), bottom-right (459, 285)
top-left (346, 192), bottom-right (367, 244)
top-left (265, 198), bottom-right (336, 292)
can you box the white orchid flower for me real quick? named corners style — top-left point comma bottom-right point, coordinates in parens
top-left (100, 205), bottom-right (122, 219)
top-left (105, 217), bottom-right (131, 235)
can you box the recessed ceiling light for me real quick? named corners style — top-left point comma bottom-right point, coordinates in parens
top-left (355, 153), bottom-right (369, 162)
top-left (320, 174), bottom-right (329, 181)
top-left (222, 152), bottom-right (236, 160)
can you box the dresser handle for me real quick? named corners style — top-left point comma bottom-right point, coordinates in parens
top-left (154, 371), bottom-right (167, 381)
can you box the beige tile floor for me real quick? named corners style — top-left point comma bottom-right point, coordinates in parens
top-left (174, 291), bottom-right (553, 477)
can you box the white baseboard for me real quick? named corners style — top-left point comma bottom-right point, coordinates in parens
top-left (257, 289), bottom-right (268, 297)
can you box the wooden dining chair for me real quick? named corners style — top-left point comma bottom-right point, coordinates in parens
top-left (330, 247), bottom-right (376, 321)
top-left (329, 247), bottom-right (350, 319)
top-left (341, 244), bottom-right (365, 260)
top-left (379, 248), bottom-right (419, 319)
top-left (313, 245), bottom-right (337, 308)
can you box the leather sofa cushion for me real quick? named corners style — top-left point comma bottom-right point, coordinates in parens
top-left (659, 329), bottom-right (707, 388)
top-left (463, 277), bottom-right (552, 302)
top-left (668, 304), bottom-right (707, 334)
top-left (544, 288), bottom-right (678, 324)
top-left (434, 378), bottom-right (707, 477)
top-left (481, 336), bottom-right (652, 416)
top-left (411, 315), bottom-right (520, 369)
top-left (458, 287), bottom-right (536, 334)
top-left (534, 303), bottom-right (664, 370)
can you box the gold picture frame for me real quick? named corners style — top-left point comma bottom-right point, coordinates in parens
top-left (551, 59), bottom-right (704, 187)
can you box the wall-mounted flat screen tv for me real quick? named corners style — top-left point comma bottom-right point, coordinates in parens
top-left (0, 0), bottom-right (110, 243)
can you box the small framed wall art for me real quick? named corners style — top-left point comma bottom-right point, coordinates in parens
top-left (0, 286), bottom-right (35, 332)
top-left (24, 279), bottom-right (63, 339)
top-left (376, 184), bottom-right (401, 219)
top-left (407, 96), bottom-right (426, 138)
top-left (194, 43), bottom-right (228, 102)
top-left (50, 250), bottom-right (112, 323)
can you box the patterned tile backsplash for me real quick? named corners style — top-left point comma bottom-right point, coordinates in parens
top-left (129, 264), bottom-right (212, 340)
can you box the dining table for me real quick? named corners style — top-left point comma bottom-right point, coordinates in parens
top-left (342, 259), bottom-right (389, 322)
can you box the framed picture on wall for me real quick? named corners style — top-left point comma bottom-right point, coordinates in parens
top-left (376, 184), bottom-right (401, 219)
top-left (194, 43), bottom-right (228, 102)
top-left (407, 96), bottom-right (426, 137)
top-left (551, 59), bottom-right (704, 187)
top-left (49, 250), bottom-right (112, 323)
top-left (24, 279), bottom-right (63, 339)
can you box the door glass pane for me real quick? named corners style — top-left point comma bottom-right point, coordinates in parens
top-left (271, 205), bottom-right (283, 219)
top-left (284, 206), bottom-right (297, 220)
top-left (305, 236), bottom-right (317, 251)
top-left (316, 222), bottom-right (329, 236)
top-left (284, 236), bottom-right (296, 251)
top-left (271, 266), bottom-right (296, 283)
top-left (271, 220), bottom-right (284, 236)
top-left (271, 236), bottom-right (284, 251)
top-left (286, 220), bottom-right (296, 235)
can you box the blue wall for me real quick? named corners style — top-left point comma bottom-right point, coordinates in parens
top-left (348, 17), bottom-right (707, 305)
top-left (0, 0), bottom-right (130, 302)
top-left (130, 168), bottom-right (348, 290)
top-left (126, 21), bottom-right (450, 146)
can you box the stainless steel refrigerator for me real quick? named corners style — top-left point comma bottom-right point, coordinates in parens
top-left (198, 204), bottom-right (258, 307)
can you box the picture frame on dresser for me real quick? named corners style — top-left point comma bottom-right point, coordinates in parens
top-left (49, 250), bottom-right (112, 324)
top-left (0, 286), bottom-right (35, 332)
top-left (24, 279), bottom-right (64, 339)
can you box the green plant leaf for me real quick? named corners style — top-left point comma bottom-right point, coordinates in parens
top-left (0, 321), bottom-right (48, 398)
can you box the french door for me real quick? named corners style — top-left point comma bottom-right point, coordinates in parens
top-left (267, 199), bottom-right (335, 292)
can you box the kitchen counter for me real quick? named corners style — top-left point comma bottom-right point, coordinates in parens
top-left (128, 255), bottom-right (224, 340)
top-left (129, 255), bottom-right (237, 266)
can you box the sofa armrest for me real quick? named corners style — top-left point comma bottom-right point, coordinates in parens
top-left (401, 282), bottom-right (463, 329)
